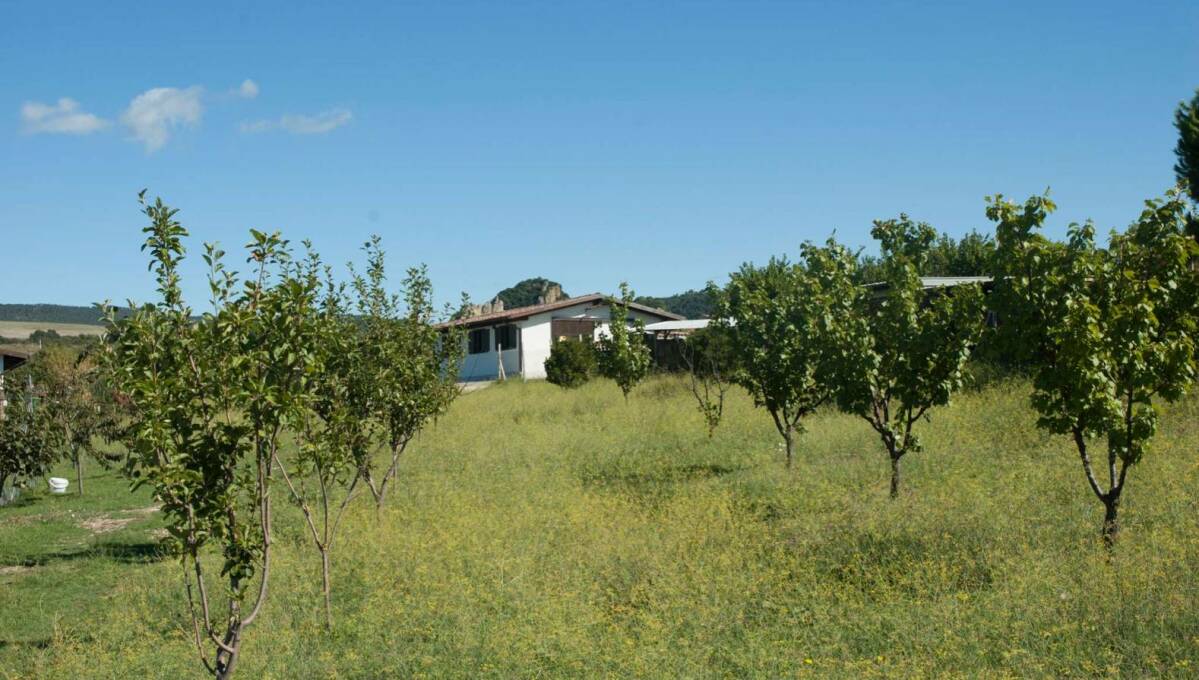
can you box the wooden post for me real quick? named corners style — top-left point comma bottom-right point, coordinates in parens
top-left (496, 328), bottom-right (506, 382)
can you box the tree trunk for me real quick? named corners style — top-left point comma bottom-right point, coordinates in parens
top-left (321, 548), bottom-right (333, 630)
top-left (74, 452), bottom-right (84, 496)
top-left (1102, 495), bottom-right (1120, 549)
top-left (214, 623), bottom-right (242, 680)
top-left (783, 429), bottom-right (794, 469)
top-left (889, 453), bottom-right (902, 499)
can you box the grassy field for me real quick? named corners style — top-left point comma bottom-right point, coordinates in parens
top-left (2, 374), bottom-right (1199, 678)
top-left (0, 321), bottom-right (105, 339)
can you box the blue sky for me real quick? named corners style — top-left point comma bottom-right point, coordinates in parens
top-left (2, 1), bottom-right (1196, 311)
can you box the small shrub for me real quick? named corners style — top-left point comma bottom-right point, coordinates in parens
top-left (545, 339), bottom-right (596, 388)
top-left (682, 326), bottom-right (734, 436)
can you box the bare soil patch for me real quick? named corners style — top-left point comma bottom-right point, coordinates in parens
top-left (79, 516), bottom-right (135, 534)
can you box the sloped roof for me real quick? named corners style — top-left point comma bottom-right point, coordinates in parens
top-left (437, 293), bottom-right (683, 329)
top-left (0, 345), bottom-right (36, 360)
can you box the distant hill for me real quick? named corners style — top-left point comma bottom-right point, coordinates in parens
top-left (494, 278), bottom-right (568, 309)
top-left (452, 278), bottom-right (570, 320)
top-left (0, 303), bottom-right (123, 326)
top-left (635, 289), bottom-right (714, 319)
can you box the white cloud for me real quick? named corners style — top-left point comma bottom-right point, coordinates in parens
top-left (240, 108), bottom-right (352, 135)
top-left (238, 119), bottom-right (272, 134)
top-left (281, 109), bottom-right (352, 134)
top-left (120, 86), bottom-right (203, 152)
top-left (238, 79), bottom-right (259, 99)
top-left (20, 98), bottom-right (109, 135)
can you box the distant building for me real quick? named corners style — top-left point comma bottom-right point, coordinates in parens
top-left (0, 346), bottom-right (35, 416)
top-left (0, 346), bottom-right (33, 374)
top-left (437, 293), bottom-right (682, 382)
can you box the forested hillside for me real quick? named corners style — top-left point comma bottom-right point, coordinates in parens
top-left (0, 304), bottom-right (123, 325)
top-left (635, 289), bottom-right (715, 318)
top-left (494, 278), bottom-right (568, 308)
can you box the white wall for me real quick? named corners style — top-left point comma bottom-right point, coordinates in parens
top-left (518, 314), bottom-right (553, 380)
top-left (457, 327), bottom-right (521, 381)
top-left (519, 302), bottom-right (667, 381)
top-left (457, 327), bottom-right (494, 381)
top-left (453, 300), bottom-right (673, 382)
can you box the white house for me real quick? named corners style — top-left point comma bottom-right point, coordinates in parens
top-left (438, 293), bottom-right (683, 382)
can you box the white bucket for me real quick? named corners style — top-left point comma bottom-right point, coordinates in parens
top-left (48, 477), bottom-right (70, 494)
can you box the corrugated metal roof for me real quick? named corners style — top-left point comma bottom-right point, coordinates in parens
top-left (918, 276), bottom-right (992, 287)
top-left (644, 319), bottom-right (710, 332)
top-left (863, 276), bottom-right (992, 290)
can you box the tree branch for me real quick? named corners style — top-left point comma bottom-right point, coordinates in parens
top-left (1072, 426), bottom-right (1108, 502)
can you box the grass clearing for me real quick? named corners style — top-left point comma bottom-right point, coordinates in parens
top-left (0, 321), bottom-right (105, 339)
top-left (2, 374), bottom-right (1199, 677)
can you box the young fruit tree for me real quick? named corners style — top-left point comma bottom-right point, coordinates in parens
top-left (835, 216), bottom-right (986, 498)
top-left (989, 189), bottom-right (1198, 547)
top-left (350, 237), bottom-right (462, 511)
top-left (0, 377), bottom-right (56, 505)
top-left (102, 193), bottom-right (320, 678)
top-left (711, 241), bottom-right (859, 467)
top-left (30, 344), bottom-right (117, 495)
top-left (271, 248), bottom-right (372, 630)
top-left (680, 325), bottom-right (733, 438)
top-left (597, 282), bottom-right (652, 401)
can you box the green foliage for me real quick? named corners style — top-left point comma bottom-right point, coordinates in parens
top-left (545, 338), bottom-right (597, 389)
top-left (711, 240), bottom-right (860, 467)
top-left (494, 277), bottom-right (568, 308)
top-left (682, 325), bottom-right (736, 380)
top-left (681, 325), bottom-right (733, 437)
top-left (26, 345), bottom-right (121, 495)
top-left (101, 193), bottom-right (323, 676)
top-left (350, 238), bottom-right (463, 509)
top-left (837, 215), bottom-right (986, 497)
top-left (597, 283), bottom-right (652, 401)
top-left (1176, 88), bottom-right (1199, 205)
top-left (270, 245), bottom-right (373, 630)
top-left (856, 228), bottom-right (996, 283)
top-left (989, 188), bottom-right (1199, 545)
top-left (0, 379), bottom-right (57, 502)
top-left (29, 329), bottom-right (60, 344)
top-left (635, 288), bottom-right (715, 318)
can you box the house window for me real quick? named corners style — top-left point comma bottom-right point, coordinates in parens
top-left (551, 318), bottom-right (599, 344)
top-left (468, 328), bottom-right (490, 354)
top-left (495, 324), bottom-right (518, 351)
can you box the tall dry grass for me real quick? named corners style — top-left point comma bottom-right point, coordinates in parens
top-left (4, 374), bottom-right (1199, 677)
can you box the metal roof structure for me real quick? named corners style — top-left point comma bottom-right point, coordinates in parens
top-left (644, 319), bottom-right (711, 332)
top-left (862, 276), bottom-right (993, 291)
